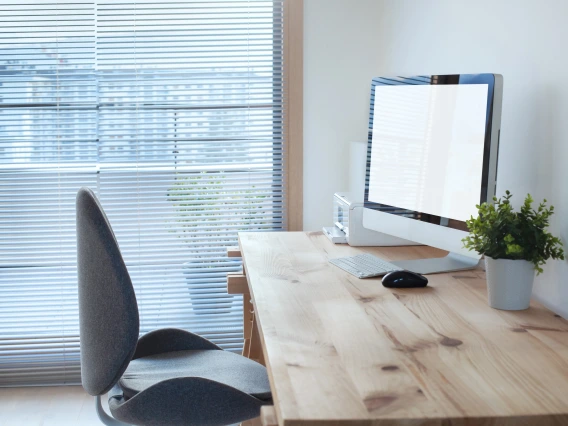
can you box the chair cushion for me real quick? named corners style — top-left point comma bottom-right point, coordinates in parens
top-left (119, 349), bottom-right (272, 401)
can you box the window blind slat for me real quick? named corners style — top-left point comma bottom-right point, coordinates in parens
top-left (0, 0), bottom-right (286, 386)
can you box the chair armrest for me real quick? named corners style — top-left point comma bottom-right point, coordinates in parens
top-left (132, 328), bottom-right (220, 360)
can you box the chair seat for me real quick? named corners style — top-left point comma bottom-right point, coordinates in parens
top-left (119, 349), bottom-right (272, 401)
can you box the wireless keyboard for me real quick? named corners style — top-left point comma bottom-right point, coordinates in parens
top-left (329, 253), bottom-right (403, 278)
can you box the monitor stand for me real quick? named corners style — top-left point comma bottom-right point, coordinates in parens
top-left (391, 252), bottom-right (481, 275)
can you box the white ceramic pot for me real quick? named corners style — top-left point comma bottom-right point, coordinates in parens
top-left (485, 257), bottom-right (535, 310)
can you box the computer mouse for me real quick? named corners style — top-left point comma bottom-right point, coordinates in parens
top-left (382, 270), bottom-right (428, 288)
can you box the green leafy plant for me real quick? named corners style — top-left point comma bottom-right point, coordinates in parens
top-left (462, 190), bottom-right (564, 274)
top-left (166, 171), bottom-right (269, 252)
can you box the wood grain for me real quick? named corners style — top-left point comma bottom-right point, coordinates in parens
top-left (228, 273), bottom-right (249, 295)
top-left (227, 247), bottom-right (242, 258)
top-left (242, 417), bottom-right (262, 426)
top-left (261, 406), bottom-right (278, 426)
top-left (243, 295), bottom-right (254, 345)
top-left (283, 0), bottom-right (303, 231)
top-left (238, 231), bottom-right (568, 426)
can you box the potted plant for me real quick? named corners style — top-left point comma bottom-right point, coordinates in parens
top-left (167, 171), bottom-right (268, 314)
top-left (462, 191), bottom-right (564, 310)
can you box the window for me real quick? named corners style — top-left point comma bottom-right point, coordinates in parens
top-left (0, 0), bottom-right (288, 386)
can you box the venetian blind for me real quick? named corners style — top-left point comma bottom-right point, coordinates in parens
top-left (0, 0), bottom-right (285, 386)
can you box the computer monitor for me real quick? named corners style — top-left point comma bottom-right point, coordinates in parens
top-left (362, 74), bottom-right (503, 274)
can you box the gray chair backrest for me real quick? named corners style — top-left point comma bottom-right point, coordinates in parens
top-left (76, 187), bottom-right (140, 396)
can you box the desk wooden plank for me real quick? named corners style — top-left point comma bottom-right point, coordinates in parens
top-left (260, 406), bottom-right (278, 426)
top-left (239, 231), bottom-right (568, 426)
top-left (227, 273), bottom-right (249, 295)
top-left (227, 247), bottom-right (242, 258)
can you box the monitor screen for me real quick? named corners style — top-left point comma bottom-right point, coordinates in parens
top-left (365, 75), bottom-right (495, 229)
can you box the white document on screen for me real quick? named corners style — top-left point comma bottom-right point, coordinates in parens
top-left (368, 84), bottom-right (488, 221)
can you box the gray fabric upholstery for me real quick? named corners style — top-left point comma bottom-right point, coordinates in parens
top-left (76, 187), bottom-right (140, 396)
top-left (133, 328), bottom-right (221, 360)
top-left (120, 349), bottom-right (272, 401)
top-left (109, 377), bottom-right (267, 426)
top-left (76, 187), bottom-right (272, 425)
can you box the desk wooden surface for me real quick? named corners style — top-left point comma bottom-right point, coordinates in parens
top-left (238, 231), bottom-right (568, 426)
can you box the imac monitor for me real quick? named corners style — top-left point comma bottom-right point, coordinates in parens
top-left (362, 74), bottom-right (503, 274)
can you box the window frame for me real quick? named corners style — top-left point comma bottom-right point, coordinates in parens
top-left (283, 0), bottom-right (303, 231)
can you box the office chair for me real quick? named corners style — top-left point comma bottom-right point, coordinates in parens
top-left (76, 187), bottom-right (271, 426)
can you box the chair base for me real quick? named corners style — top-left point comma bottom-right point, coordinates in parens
top-left (96, 395), bottom-right (132, 426)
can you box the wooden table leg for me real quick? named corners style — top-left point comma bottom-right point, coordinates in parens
top-left (241, 417), bottom-right (262, 426)
top-left (260, 406), bottom-right (278, 426)
top-left (243, 295), bottom-right (254, 357)
top-left (249, 313), bottom-right (265, 365)
top-left (241, 406), bottom-right (277, 426)
top-left (226, 247), bottom-right (264, 364)
top-left (228, 248), bottom-right (271, 426)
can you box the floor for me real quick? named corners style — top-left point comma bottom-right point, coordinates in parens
top-left (0, 386), bottom-right (249, 426)
top-left (0, 386), bottom-right (105, 426)
top-left (0, 386), bottom-right (251, 426)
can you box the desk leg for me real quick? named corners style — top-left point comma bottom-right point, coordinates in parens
top-left (260, 406), bottom-right (278, 426)
top-left (241, 406), bottom-right (277, 426)
top-left (226, 248), bottom-right (265, 365)
top-left (249, 314), bottom-right (265, 365)
top-left (241, 417), bottom-right (262, 426)
top-left (228, 249), bottom-right (271, 426)
top-left (243, 295), bottom-right (253, 357)
top-left (243, 299), bottom-right (265, 365)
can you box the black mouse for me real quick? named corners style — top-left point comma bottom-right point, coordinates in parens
top-left (382, 270), bottom-right (428, 288)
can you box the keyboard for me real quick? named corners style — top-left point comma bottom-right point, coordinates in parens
top-left (329, 253), bottom-right (403, 278)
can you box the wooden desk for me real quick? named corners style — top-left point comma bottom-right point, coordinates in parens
top-left (228, 232), bottom-right (568, 426)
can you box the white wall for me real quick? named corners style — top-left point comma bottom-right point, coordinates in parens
top-left (303, 0), bottom-right (386, 231)
top-left (303, 0), bottom-right (568, 316)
